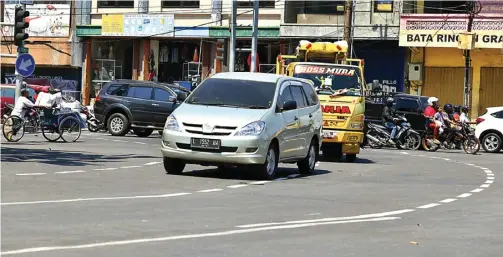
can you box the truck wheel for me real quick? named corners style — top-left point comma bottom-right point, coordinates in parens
top-left (345, 154), bottom-right (357, 163)
top-left (107, 113), bottom-right (129, 136)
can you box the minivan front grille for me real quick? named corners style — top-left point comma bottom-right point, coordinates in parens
top-left (182, 122), bottom-right (237, 136)
top-left (176, 143), bottom-right (238, 153)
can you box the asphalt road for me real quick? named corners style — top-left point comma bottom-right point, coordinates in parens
top-left (1, 132), bottom-right (502, 257)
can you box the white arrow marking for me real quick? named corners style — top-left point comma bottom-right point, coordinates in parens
top-left (18, 58), bottom-right (33, 71)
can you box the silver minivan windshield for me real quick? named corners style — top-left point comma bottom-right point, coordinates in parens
top-left (185, 78), bottom-right (277, 109)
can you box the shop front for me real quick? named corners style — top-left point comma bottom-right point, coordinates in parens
top-left (400, 14), bottom-right (503, 118)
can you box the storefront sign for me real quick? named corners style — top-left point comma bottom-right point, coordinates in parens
top-left (480, 0), bottom-right (503, 16)
top-left (399, 15), bottom-right (503, 49)
top-left (3, 3), bottom-right (71, 37)
top-left (102, 14), bottom-right (174, 37)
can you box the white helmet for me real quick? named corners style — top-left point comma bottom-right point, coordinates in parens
top-left (427, 97), bottom-right (439, 106)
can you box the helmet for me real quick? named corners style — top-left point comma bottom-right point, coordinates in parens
top-left (461, 105), bottom-right (469, 113)
top-left (454, 105), bottom-right (461, 113)
top-left (427, 97), bottom-right (439, 106)
top-left (385, 97), bottom-right (394, 107)
top-left (444, 104), bottom-right (453, 113)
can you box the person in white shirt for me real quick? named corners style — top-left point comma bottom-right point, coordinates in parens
top-left (35, 90), bottom-right (52, 108)
top-left (460, 106), bottom-right (473, 124)
top-left (11, 89), bottom-right (35, 119)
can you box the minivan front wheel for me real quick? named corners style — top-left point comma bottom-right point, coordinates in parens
top-left (107, 113), bottom-right (129, 136)
top-left (163, 157), bottom-right (185, 175)
top-left (257, 144), bottom-right (278, 180)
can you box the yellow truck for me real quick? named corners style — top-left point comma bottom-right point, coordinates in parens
top-left (276, 40), bottom-right (365, 162)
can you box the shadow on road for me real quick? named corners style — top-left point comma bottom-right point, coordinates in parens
top-left (178, 166), bottom-right (331, 181)
top-left (1, 147), bottom-right (157, 167)
top-left (319, 155), bottom-right (376, 164)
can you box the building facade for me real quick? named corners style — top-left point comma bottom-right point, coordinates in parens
top-left (76, 0), bottom-right (284, 104)
top-left (400, 0), bottom-right (503, 118)
top-left (1, 0), bottom-right (81, 99)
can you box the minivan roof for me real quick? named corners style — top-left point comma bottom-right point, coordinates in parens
top-left (210, 72), bottom-right (286, 83)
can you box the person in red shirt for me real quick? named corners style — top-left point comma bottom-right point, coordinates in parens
top-left (424, 96), bottom-right (441, 144)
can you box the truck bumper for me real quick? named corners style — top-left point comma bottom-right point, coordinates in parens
top-left (322, 130), bottom-right (364, 154)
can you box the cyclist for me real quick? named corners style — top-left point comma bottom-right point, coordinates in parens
top-left (7, 89), bottom-right (35, 140)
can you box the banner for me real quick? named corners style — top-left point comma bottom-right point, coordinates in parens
top-left (399, 14), bottom-right (503, 49)
top-left (3, 3), bottom-right (71, 37)
top-left (101, 14), bottom-right (174, 37)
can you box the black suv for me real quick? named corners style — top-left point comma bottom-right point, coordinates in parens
top-left (93, 80), bottom-right (189, 137)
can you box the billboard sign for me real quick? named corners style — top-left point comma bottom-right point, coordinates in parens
top-left (102, 14), bottom-right (174, 37)
top-left (3, 3), bottom-right (71, 37)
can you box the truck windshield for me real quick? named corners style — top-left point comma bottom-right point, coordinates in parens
top-left (292, 64), bottom-right (362, 96)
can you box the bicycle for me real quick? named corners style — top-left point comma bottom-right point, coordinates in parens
top-left (2, 106), bottom-right (41, 142)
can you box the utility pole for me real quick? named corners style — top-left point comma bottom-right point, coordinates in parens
top-left (343, 0), bottom-right (354, 57)
top-left (463, 1), bottom-right (476, 107)
top-left (250, 0), bottom-right (259, 72)
top-left (229, 0), bottom-right (237, 72)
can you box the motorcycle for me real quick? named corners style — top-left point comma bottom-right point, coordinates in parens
top-left (80, 105), bottom-right (103, 132)
top-left (422, 122), bottom-right (480, 154)
top-left (366, 115), bottom-right (422, 150)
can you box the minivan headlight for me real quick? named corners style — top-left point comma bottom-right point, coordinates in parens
top-left (164, 115), bottom-right (181, 131)
top-left (234, 121), bottom-right (265, 136)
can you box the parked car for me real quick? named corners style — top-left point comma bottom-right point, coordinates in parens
top-left (93, 80), bottom-right (185, 137)
top-left (161, 72), bottom-right (323, 179)
top-left (475, 106), bottom-right (503, 153)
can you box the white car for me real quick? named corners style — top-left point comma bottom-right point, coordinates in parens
top-left (475, 106), bottom-right (503, 153)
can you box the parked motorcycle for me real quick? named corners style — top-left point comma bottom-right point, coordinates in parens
top-left (80, 105), bottom-right (103, 132)
top-left (366, 115), bottom-right (422, 150)
top-left (422, 122), bottom-right (480, 154)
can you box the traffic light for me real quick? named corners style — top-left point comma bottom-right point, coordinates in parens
top-left (216, 38), bottom-right (228, 66)
top-left (14, 6), bottom-right (30, 46)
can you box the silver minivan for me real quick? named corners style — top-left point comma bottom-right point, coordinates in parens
top-left (161, 72), bottom-right (323, 179)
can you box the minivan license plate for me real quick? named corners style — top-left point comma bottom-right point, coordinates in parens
top-left (191, 138), bottom-right (221, 149)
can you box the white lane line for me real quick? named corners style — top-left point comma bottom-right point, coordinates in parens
top-left (235, 209), bottom-right (414, 228)
top-left (400, 151), bottom-right (409, 155)
top-left (120, 166), bottom-right (142, 169)
top-left (274, 177), bottom-right (288, 181)
top-left (144, 161), bottom-right (161, 166)
top-left (480, 184), bottom-right (490, 188)
top-left (471, 188), bottom-right (484, 193)
top-left (1, 193), bottom-right (192, 206)
top-left (93, 168), bottom-right (118, 171)
top-left (315, 162), bottom-right (320, 167)
top-left (15, 173), bottom-right (46, 176)
top-left (464, 163), bottom-right (474, 166)
top-left (417, 203), bottom-right (441, 209)
top-left (439, 198), bottom-right (457, 203)
top-left (95, 138), bottom-right (104, 140)
top-left (287, 174), bottom-right (301, 179)
top-left (485, 170), bottom-right (493, 174)
top-left (457, 193), bottom-right (472, 198)
top-left (134, 142), bottom-right (147, 145)
top-left (113, 140), bottom-right (128, 143)
top-left (55, 170), bottom-right (86, 174)
top-left (485, 180), bottom-right (494, 184)
top-left (101, 138), bottom-right (109, 141)
top-left (197, 189), bottom-right (223, 193)
top-left (227, 184), bottom-right (248, 189)
top-left (0, 217), bottom-right (400, 255)
top-left (442, 158), bottom-right (450, 161)
top-left (248, 181), bottom-right (271, 185)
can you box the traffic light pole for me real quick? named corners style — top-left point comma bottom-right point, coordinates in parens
top-left (250, 0), bottom-right (259, 72)
top-left (14, 3), bottom-right (27, 103)
top-left (229, 0), bottom-right (237, 72)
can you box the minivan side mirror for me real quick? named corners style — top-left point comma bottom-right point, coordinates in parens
top-left (168, 95), bottom-right (176, 102)
top-left (176, 92), bottom-right (188, 102)
top-left (282, 100), bottom-right (297, 111)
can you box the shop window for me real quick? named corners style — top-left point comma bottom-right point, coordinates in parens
top-left (98, 0), bottom-right (134, 8)
top-left (162, 1), bottom-right (200, 8)
top-left (374, 0), bottom-right (394, 13)
top-left (299, 1), bottom-right (345, 15)
top-left (237, 0), bottom-right (275, 8)
top-left (422, 1), bottom-right (467, 14)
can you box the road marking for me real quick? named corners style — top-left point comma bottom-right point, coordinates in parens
top-left (274, 177), bottom-right (288, 181)
top-left (287, 174), bottom-right (301, 179)
top-left (315, 162), bottom-right (320, 167)
top-left (248, 181), bottom-right (271, 185)
top-left (439, 198), bottom-right (457, 203)
top-left (197, 189), bottom-right (223, 193)
top-left (485, 180), bottom-right (494, 184)
top-left (400, 151), bottom-right (409, 155)
top-left (457, 193), bottom-right (472, 198)
top-left (480, 184), bottom-right (490, 188)
top-left (235, 209), bottom-right (414, 228)
top-left (442, 158), bottom-right (450, 161)
top-left (0, 217), bottom-right (400, 255)
top-left (101, 138), bottom-right (109, 141)
top-left (227, 184), bottom-right (248, 189)
top-left (113, 140), bottom-right (128, 143)
top-left (464, 163), bottom-right (474, 166)
top-left (1, 193), bottom-right (192, 206)
top-left (417, 203), bottom-right (441, 209)
top-left (471, 188), bottom-right (484, 193)
top-left (55, 170), bottom-right (86, 174)
top-left (144, 161), bottom-right (161, 166)
top-left (93, 168), bottom-right (118, 171)
top-left (120, 166), bottom-right (142, 169)
top-left (134, 142), bottom-right (147, 145)
top-left (485, 170), bottom-right (493, 174)
top-left (14, 173), bottom-right (46, 176)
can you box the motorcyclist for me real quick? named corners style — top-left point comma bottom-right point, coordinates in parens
top-left (424, 96), bottom-right (441, 144)
top-left (7, 89), bottom-right (35, 140)
top-left (382, 97), bottom-right (398, 143)
top-left (442, 104), bottom-right (459, 142)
